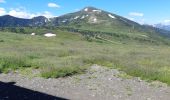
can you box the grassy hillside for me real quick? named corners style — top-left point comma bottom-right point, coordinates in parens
top-left (0, 31), bottom-right (170, 85)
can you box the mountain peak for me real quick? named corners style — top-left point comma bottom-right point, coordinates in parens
top-left (82, 6), bottom-right (101, 12)
top-left (84, 6), bottom-right (98, 9)
top-left (1, 15), bottom-right (15, 18)
top-left (32, 16), bottom-right (47, 20)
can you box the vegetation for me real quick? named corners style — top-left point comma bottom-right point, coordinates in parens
top-left (0, 30), bottom-right (170, 85)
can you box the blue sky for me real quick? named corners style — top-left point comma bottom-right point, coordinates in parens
top-left (0, 0), bottom-right (170, 25)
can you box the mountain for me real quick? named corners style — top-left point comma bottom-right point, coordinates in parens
top-left (31, 16), bottom-right (48, 26)
top-left (0, 15), bottom-right (47, 27)
top-left (0, 6), bottom-right (154, 33)
top-left (47, 7), bottom-right (170, 39)
top-left (0, 6), bottom-right (170, 44)
top-left (51, 7), bottom-right (142, 32)
top-left (0, 7), bottom-right (166, 34)
top-left (0, 15), bottom-right (30, 27)
top-left (49, 7), bottom-right (170, 42)
top-left (154, 24), bottom-right (170, 31)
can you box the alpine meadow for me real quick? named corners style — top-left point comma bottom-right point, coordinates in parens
top-left (1, 3), bottom-right (170, 100)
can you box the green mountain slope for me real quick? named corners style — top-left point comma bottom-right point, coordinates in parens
top-left (49, 7), bottom-right (170, 45)
top-left (0, 7), bottom-right (170, 44)
top-left (0, 15), bottom-right (47, 27)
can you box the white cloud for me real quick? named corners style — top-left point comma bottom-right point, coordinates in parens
top-left (126, 16), bottom-right (146, 25)
top-left (0, 7), bottom-right (55, 19)
top-left (0, 7), bottom-right (6, 16)
top-left (0, 0), bottom-right (5, 3)
top-left (8, 9), bottom-right (34, 19)
top-left (137, 18), bottom-right (146, 25)
top-left (40, 11), bottom-right (54, 18)
top-left (164, 20), bottom-right (170, 23)
top-left (127, 17), bottom-right (134, 21)
top-left (161, 20), bottom-right (170, 25)
top-left (129, 12), bottom-right (144, 17)
top-left (48, 3), bottom-right (60, 8)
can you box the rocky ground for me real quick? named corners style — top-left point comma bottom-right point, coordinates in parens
top-left (0, 65), bottom-right (170, 100)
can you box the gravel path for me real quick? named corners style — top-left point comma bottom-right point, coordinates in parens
top-left (0, 65), bottom-right (170, 100)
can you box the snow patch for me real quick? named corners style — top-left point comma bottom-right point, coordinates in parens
top-left (62, 19), bottom-right (67, 23)
top-left (44, 33), bottom-right (56, 37)
top-left (84, 8), bottom-right (88, 12)
top-left (74, 16), bottom-right (79, 19)
top-left (62, 20), bottom-right (66, 23)
top-left (45, 19), bottom-right (48, 23)
top-left (93, 10), bottom-right (102, 13)
top-left (47, 18), bottom-right (51, 22)
top-left (89, 16), bottom-right (98, 23)
top-left (81, 15), bottom-right (85, 19)
top-left (31, 33), bottom-right (35, 36)
top-left (108, 14), bottom-right (115, 19)
top-left (92, 18), bottom-right (97, 23)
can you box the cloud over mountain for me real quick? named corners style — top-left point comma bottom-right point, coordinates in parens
top-left (48, 3), bottom-right (60, 8)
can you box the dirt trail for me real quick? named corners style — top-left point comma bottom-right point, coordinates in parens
top-left (0, 65), bottom-right (170, 100)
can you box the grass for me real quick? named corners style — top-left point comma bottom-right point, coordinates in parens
top-left (0, 56), bottom-right (31, 73)
top-left (117, 72), bottom-right (133, 79)
top-left (41, 66), bottom-right (87, 78)
top-left (0, 31), bottom-right (170, 85)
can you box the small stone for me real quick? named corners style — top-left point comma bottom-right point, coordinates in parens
top-left (147, 98), bottom-right (151, 100)
top-left (92, 94), bottom-right (95, 97)
top-left (108, 78), bottom-right (112, 81)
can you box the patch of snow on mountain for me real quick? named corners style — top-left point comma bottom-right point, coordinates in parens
top-left (74, 16), bottom-right (79, 19)
top-left (44, 33), bottom-right (56, 37)
top-left (62, 20), bottom-right (66, 23)
top-left (86, 15), bottom-right (89, 17)
top-left (47, 18), bottom-right (51, 22)
top-left (88, 16), bottom-right (98, 23)
top-left (81, 15), bottom-right (85, 19)
top-left (93, 18), bottom-right (97, 23)
top-left (31, 33), bottom-right (35, 36)
top-left (93, 10), bottom-right (102, 13)
top-left (108, 14), bottom-right (115, 19)
top-left (84, 8), bottom-right (88, 12)
top-left (62, 19), bottom-right (67, 23)
top-left (45, 19), bottom-right (48, 23)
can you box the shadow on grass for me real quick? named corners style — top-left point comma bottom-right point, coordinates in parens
top-left (0, 81), bottom-right (68, 100)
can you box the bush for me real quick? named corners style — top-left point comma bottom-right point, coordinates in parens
top-left (0, 40), bottom-right (4, 42)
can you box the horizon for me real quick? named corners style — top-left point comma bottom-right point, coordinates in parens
top-left (0, 0), bottom-right (170, 25)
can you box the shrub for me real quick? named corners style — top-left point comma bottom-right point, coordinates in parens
top-left (0, 40), bottom-right (4, 42)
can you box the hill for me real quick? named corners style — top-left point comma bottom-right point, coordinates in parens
top-left (0, 7), bottom-right (170, 45)
top-left (0, 15), bottom-right (47, 27)
top-left (155, 23), bottom-right (170, 31)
